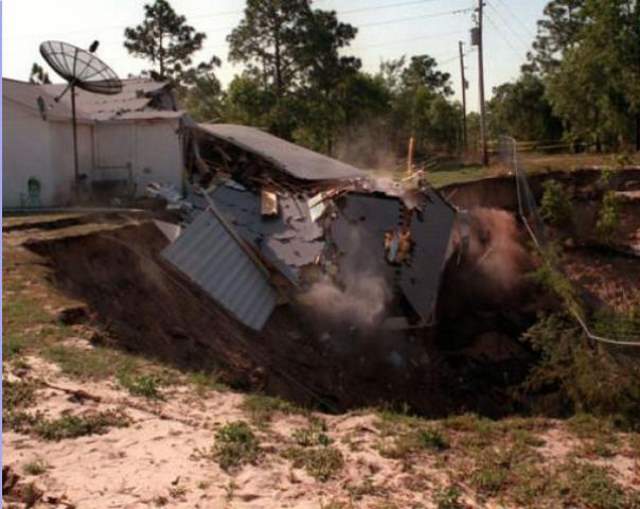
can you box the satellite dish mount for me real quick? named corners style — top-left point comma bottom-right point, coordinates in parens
top-left (39, 40), bottom-right (122, 199)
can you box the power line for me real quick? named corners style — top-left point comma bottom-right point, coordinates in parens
top-left (492, 0), bottom-right (536, 39)
top-left (486, 1), bottom-right (531, 50)
top-left (5, 0), bottom-right (464, 40)
top-left (358, 7), bottom-right (473, 28)
top-left (351, 29), bottom-right (467, 50)
top-left (484, 12), bottom-right (525, 59)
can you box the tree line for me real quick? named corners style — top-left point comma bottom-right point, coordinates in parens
top-left (30, 0), bottom-right (640, 161)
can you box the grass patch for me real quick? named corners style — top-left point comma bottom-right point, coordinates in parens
top-left (117, 372), bottom-right (163, 400)
top-left (43, 344), bottom-right (140, 381)
top-left (3, 334), bottom-right (27, 359)
top-left (375, 407), bottom-right (425, 436)
top-left (213, 421), bottom-right (260, 471)
top-left (557, 462), bottom-right (639, 509)
top-left (241, 394), bottom-right (304, 423)
top-left (470, 443), bottom-right (542, 498)
top-left (283, 445), bottom-right (344, 482)
top-left (33, 409), bottom-right (130, 441)
top-left (292, 418), bottom-right (331, 447)
top-left (188, 370), bottom-right (228, 395)
top-left (346, 476), bottom-right (383, 501)
top-left (426, 165), bottom-right (488, 188)
top-left (568, 414), bottom-right (615, 440)
top-left (23, 458), bottom-right (49, 476)
top-left (379, 426), bottom-right (450, 459)
top-left (434, 485), bottom-right (464, 509)
top-left (3, 377), bottom-right (38, 411)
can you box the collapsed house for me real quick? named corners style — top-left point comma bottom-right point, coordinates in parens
top-left (160, 123), bottom-right (457, 332)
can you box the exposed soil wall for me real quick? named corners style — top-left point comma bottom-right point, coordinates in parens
top-left (25, 219), bottom-right (539, 417)
top-left (440, 168), bottom-right (640, 211)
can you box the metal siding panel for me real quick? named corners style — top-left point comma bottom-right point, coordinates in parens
top-left (162, 209), bottom-right (277, 330)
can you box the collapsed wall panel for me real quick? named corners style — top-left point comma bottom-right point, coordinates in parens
top-left (206, 183), bottom-right (324, 283)
top-left (400, 189), bottom-right (456, 324)
top-left (162, 208), bottom-right (277, 330)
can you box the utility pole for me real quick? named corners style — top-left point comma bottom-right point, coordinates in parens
top-left (459, 41), bottom-right (468, 153)
top-left (477, 0), bottom-right (489, 166)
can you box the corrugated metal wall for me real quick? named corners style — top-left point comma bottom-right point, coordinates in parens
top-left (162, 209), bottom-right (277, 331)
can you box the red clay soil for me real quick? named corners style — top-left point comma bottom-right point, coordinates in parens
top-left (564, 247), bottom-right (640, 311)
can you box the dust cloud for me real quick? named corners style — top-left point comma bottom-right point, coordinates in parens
top-left (334, 126), bottom-right (399, 171)
top-left (297, 273), bottom-right (390, 329)
top-left (446, 207), bottom-right (534, 307)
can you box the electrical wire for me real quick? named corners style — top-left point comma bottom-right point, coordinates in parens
top-left (492, 0), bottom-right (537, 39)
top-left (6, 0), bottom-right (465, 40)
top-left (503, 135), bottom-right (640, 347)
top-left (484, 12), bottom-right (525, 59)
top-left (486, 1), bottom-right (532, 50)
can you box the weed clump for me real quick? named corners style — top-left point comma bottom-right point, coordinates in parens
top-left (117, 372), bottom-right (163, 399)
top-left (241, 394), bottom-right (304, 423)
top-left (283, 446), bottom-right (344, 482)
top-left (292, 418), bottom-right (331, 447)
top-left (557, 462), bottom-right (639, 509)
top-left (34, 410), bottom-right (130, 441)
top-left (379, 427), bottom-right (450, 459)
top-left (23, 458), bottom-right (48, 476)
top-left (213, 421), bottom-right (260, 471)
top-left (434, 485), bottom-right (464, 509)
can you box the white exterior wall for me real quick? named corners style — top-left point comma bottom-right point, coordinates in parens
top-left (3, 97), bottom-right (183, 207)
top-left (133, 119), bottom-right (182, 192)
top-left (2, 98), bottom-right (95, 208)
top-left (49, 122), bottom-right (93, 204)
top-left (2, 99), bottom-right (55, 207)
top-left (93, 118), bottom-right (183, 195)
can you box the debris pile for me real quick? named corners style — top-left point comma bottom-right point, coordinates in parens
top-left (161, 123), bottom-right (457, 332)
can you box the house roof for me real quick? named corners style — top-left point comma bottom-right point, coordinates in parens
top-left (92, 109), bottom-right (185, 122)
top-left (2, 77), bottom-right (90, 121)
top-left (197, 123), bottom-right (368, 182)
top-left (42, 78), bottom-right (170, 116)
top-left (3, 77), bottom-right (181, 123)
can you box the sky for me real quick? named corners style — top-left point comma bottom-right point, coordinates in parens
top-left (2, 0), bottom-right (549, 111)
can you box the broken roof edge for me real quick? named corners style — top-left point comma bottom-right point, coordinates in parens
top-left (193, 123), bottom-right (369, 183)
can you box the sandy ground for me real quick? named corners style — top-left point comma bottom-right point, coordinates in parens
top-left (4, 350), bottom-right (640, 509)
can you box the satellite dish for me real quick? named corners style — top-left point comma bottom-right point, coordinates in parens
top-left (39, 40), bottom-right (122, 198)
top-left (39, 40), bottom-right (121, 95)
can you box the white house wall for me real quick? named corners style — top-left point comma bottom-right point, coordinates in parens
top-left (49, 122), bottom-right (93, 204)
top-left (93, 119), bottom-right (183, 195)
top-left (2, 99), bottom-right (55, 207)
top-left (3, 97), bottom-right (183, 207)
top-left (133, 119), bottom-right (182, 192)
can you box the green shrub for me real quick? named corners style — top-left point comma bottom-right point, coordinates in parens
top-left (596, 191), bottom-right (621, 244)
top-left (540, 180), bottom-right (573, 227)
top-left (213, 421), bottom-right (260, 471)
top-left (522, 313), bottom-right (640, 429)
top-left (530, 243), bottom-right (584, 319)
